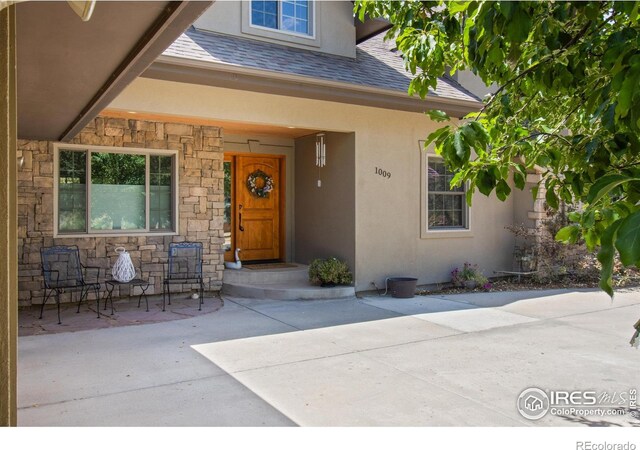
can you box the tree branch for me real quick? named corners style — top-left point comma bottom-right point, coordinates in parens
top-left (474, 10), bottom-right (610, 122)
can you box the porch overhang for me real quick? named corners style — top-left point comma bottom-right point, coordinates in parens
top-left (16, 0), bottom-right (213, 142)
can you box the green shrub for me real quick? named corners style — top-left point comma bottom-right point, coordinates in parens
top-left (308, 258), bottom-right (353, 286)
top-left (451, 262), bottom-right (489, 289)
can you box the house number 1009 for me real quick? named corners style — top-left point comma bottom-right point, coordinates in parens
top-left (375, 167), bottom-right (391, 179)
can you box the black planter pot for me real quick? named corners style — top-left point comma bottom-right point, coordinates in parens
top-left (387, 277), bottom-right (418, 298)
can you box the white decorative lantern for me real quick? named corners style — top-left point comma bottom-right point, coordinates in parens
top-left (112, 247), bottom-right (136, 282)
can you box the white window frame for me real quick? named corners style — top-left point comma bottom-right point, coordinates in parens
top-left (420, 145), bottom-right (473, 239)
top-left (53, 143), bottom-right (179, 238)
top-left (248, 0), bottom-right (316, 40)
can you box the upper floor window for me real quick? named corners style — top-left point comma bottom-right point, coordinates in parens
top-left (55, 144), bottom-right (178, 236)
top-left (251, 1), bottom-right (313, 36)
top-left (427, 158), bottom-right (468, 229)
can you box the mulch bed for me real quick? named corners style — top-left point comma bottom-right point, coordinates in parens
top-left (416, 276), bottom-right (640, 296)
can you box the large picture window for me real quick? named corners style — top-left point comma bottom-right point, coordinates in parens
top-left (251, 1), bottom-right (313, 36)
top-left (427, 158), bottom-right (468, 229)
top-left (55, 145), bottom-right (177, 235)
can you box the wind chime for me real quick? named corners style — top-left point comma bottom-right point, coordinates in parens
top-left (315, 133), bottom-right (326, 188)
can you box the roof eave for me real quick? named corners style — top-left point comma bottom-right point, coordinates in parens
top-left (145, 56), bottom-right (482, 117)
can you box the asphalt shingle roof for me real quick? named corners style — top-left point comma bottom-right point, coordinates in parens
top-left (162, 28), bottom-right (480, 104)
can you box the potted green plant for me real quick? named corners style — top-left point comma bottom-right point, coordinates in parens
top-left (451, 262), bottom-right (489, 289)
top-left (308, 257), bottom-right (353, 287)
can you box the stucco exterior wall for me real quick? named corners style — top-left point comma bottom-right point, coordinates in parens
top-left (17, 116), bottom-right (225, 305)
top-left (110, 77), bottom-right (518, 291)
top-left (193, 0), bottom-right (356, 58)
top-left (294, 132), bottom-right (356, 272)
top-left (513, 183), bottom-right (537, 230)
top-left (453, 70), bottom-right (497, 100)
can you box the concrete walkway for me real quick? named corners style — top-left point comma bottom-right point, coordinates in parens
top-left (18, 288), bottom-right (640, 426)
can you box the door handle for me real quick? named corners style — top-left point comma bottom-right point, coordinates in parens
top-left (238, 204), bottom-right (244, 232)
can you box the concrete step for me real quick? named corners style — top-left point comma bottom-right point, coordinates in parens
top-left (223, 264), bottom-right (309, 284)
top-left (221, 280), bottom-right (355, 300)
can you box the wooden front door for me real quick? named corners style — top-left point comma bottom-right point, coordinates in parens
top-left (234, 155), bottom-right (281, 262)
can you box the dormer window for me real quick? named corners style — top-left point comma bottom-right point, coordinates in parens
top-left (251, 1), bottom-right (313, 36)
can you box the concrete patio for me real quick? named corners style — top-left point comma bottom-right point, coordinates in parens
top-left (17, 288), bottom-right (640, 426)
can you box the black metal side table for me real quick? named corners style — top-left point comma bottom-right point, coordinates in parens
top-left (104, 279), bottom-right (151, 314)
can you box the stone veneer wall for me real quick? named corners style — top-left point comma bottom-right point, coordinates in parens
top-left (17, 116), bottom-right (225, 306)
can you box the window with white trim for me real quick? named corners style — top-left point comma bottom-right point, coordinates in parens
top-left (427, 157), bottom-right (468, 229)
top-left (56, 145), bottom-right (178, 235)
top-left (250, 0), bottom-right (313, 36)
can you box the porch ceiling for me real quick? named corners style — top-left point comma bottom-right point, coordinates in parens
top-left (102, 109), bottom-right (319, 139)
top-left (16, 0), bottom-right (212, 142)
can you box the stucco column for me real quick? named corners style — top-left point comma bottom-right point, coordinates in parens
top-left (0, 4), bottom-right (18, 427)
top-left (526, 172), bottom-right (546, 231)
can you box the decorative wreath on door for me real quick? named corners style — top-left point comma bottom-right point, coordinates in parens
top-left (246, 170), bottom-right (274, 198)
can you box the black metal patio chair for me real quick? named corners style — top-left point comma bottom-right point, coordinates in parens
top-left (162, 241), bottom-right (204, 311)
top-left (40, 245), bottom-right (101, 324)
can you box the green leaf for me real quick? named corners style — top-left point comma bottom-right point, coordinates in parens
top-left (545, 188), bottom-right (559, 210)
top-left (615, 211), bottom-right (640, 267)
top-left (536, 154), bottom-right (551, 167)
top-left (583, 210), bottom-right (596, 228)
top-left (423, 126), bottom-right (451, 148)
top-left (356, 3), bottom-right (366, 22)
top-left (495, 179), bottom-right (511, 201)
top-left (468, 122), bottom-right (489, 149)
top-left (453, 131), bottom-right (469, 162)
top-left (555, 225), bottom-right (580, 244)
top-left (428, 109), bottom-right (450, 122)
top-left (584, 139), bottom-right (600, 162)
top-left (560, 186), bottom-right (572, 203)
top-left (441, 139), bottom-right (456, 162)
top-left (602, 104), bottom-right (616, 133)
top-left (460, 124), bottom-right (478, 147)
top-left (570, 173), bottom-right (584, 197)
top-left (449, 1), bottom-right (471, 14)
top-left (476, 170), bottom-right (496, 196)
top-left (466, 186), bottom-right (474, 207)
top-left (498, 1), bottom-right (514, 19)
top-left (615, 64), bottom-right (640, 118)
top-left (584, 229), bottom-right (599, 251)
top-left (584, 2), bottom-right (600, 20)
top-left (450, 170), bottom-right (466, 188)
top-left (506, 6), bottom-right (531, 43)
top-left (568, 211), bottom-right (581, 222)
top-left (513, 171), bottom-right (525, 190)
top-left (587, 174), bottom-right (639, 205)
top-left (598, 219), bottom-right (623, 297)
